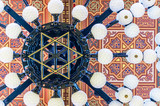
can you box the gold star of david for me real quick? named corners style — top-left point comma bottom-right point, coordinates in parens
top-left (28, 32), bottom-right (83, 80)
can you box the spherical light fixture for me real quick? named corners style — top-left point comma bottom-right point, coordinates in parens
top-left (0, 1), bottom-right (4, 13)
top-left (0, 100), bottom-right (5, 106)
top-left (143, 99), bottom-right (157, 106)
top-left (124, 23), bottom-right (140, 38)
top-left (109, 0), bottom-right (124, 12)
top-left (48, 98), bottom-right (64, 106)
top-left (71, 90), bottom-right (88, 106)
top-left (115, 87), bottom-right (123, 99)
top-left (0, 47), bottom-right (13, 63)
top-left (109, 100), bottom-right (123, 106)
top-left (4, 73), bottom-right (21, 89)
top-left (116, 10), bottom-right (133, 26)
top-left (155, 46), bottom-right (160, 58)
top-left (147, 6), bottom-right (160, 19)
top-left (116, 87), bottom-right (133, 103)
top-left (140, 0), bottom-right (156, 8)
top-left (90, 72), bottom-right (106, 88)
top-left (48, 0), bottom-right (64, 14)
top-left (143, 49), bottom-right (157, 64)
top-left (150, 88), bottom-right (160, 102)
top-left (156, 61), bottom-right (160, 72)
top-left (123, 74), bottom-right (139, 89)
top-left (98, 49), bottom-right (113, 64)
top-left (126, 49), bottom-right (143, 64)
top-left (22, 6), bottom-right (39, 22)
top-left (91, 23), bottom-right (107, 40)
top-left (129, 96), bottom-right (143, 106)
top-left (155, 32), bottom-right (160, 45)
top-left (23, 91), bottom-right (40, 106)
top-left (6, 23), bottom-right (22, 39)
top-left (1, 0), bottom-right (160, 105)
top-left (130, 3), bottom-right (145, 18)
top-left (72, 5), bottom-right (88, 21)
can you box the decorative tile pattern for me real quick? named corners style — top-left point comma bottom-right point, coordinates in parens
top-left (0, 0), bottom-right (159, 106)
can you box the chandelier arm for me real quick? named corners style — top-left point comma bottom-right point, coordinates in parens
top-left (81, 8), bottom-right (113, 36)
top-left (0, 84), bottom-right (7, 91)
top-left (32, 86), bottom-right (42, 94)
top-left (4, 5), bottom-right (34, 33)
top-left (81, 76), bottom-right (113, 104)
top-left (23, 0), bottom-right (29, 6)
top-left (105, 82), bottom-right (119, 92)
top-left (72, 83), bottom-right (80, 93)
top-left (90, 53), bottom-right (128, 59)
top-left (3, 79), bottom-right (33, 105)
top-left (13, 52), bottom-right (21, 59)
top-left (32, 18), bottom-right (41, 27)
top-left (106, 19), bottom-right (119, 28)
top-left (113, 53), bottom-right (128, 57)
top-left (52, 89), bottom-right (61, 98)
top-left (84, 0), bottom-right (90, 7)
top-left (0, 23), bottom-right (6, 28)
top-left (90, 53), bottom-right (98, 58)
top-left (18, 32), bottom-right (27, 39)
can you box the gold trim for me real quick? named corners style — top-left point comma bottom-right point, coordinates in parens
top-left (28, 32), bottom-right (83, 80)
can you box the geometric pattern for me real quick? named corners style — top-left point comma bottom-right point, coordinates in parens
top-left (28, 32), bottom-right (83, 80)
top-left (0, 0), bottom-right (160, 105)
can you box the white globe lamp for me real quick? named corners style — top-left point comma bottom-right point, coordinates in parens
top-left (143, 99), bottom-right (157, 106)
top-left (123, 74), bottom-right (139, 89)
top-left (143, 49), bottom-right (157, 64)
top-left (48, 97), bottom-right (64, 106)
top-left (147, 6), bottom-right (160, 19)
top-left (48, 0), bottom-right (64, 14)
top-left (116, 10), bottom-right (133, 26)
top-left (98, 49), bottom-right (113, 64)
top-left (129, 96), bottom-right (143, 106)
top-left (109, 100), bottom-right (123, 106)
top-left (109, 0), bottom-right (124, 12)
top-left (0, 47), bottom-right (13, 63)
top-left (72, 5), bottom-right (88, 21)
top-left (115, 87), bottom-right (123, 99)
top-left (0, 100), bottom-right (5, 106)
top-left (155, 46), bottom-right (160, 58)
top-left (23, 91), bottom-right (40, 106)
top-left (0, 1), bottom-right (4, 13)
top-left (140, 0), bottom-right (156, 8)
top-left (155, 32), bottom-right (160, 45)
top-left (22, 6), bottom-right (39, 22)
top-left (126, 49), bottom-right (143, 64)
top-left (125, 23), bottom-right (140, 38)
top-left (116, 87), bottom-right (133, 103)
top-left (150, 88), bottom-right (160, 102)
top-left (71, 90), bottom-right (87, 106)
top-left (4, 73), bottom-right (21, 89)
top-left (90, 72), bottom-right (106, 88)
top-left (130, 3), bottom-right (145, 18)
top-left (156, 61), bottom-right (160, 72)
top-left (91, 24), bottom-right (107, 40)
top-left (6, 23), bottom-right (22, 39)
